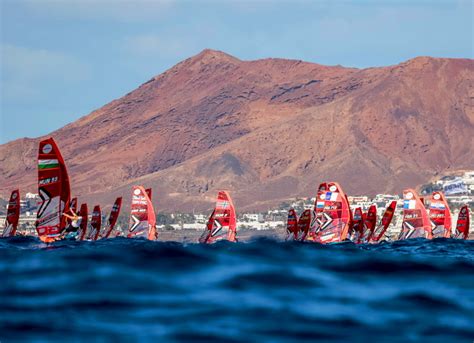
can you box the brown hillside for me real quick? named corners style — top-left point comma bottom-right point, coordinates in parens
top-left (1, 50), bottom-right (472, 211)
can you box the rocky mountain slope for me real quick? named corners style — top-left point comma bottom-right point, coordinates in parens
top-left (1, 49), bottom-right (473, 210)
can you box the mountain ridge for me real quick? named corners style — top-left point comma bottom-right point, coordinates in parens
top-left (1, 49), bottom-right (473, 210)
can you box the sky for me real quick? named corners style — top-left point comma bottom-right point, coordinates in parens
top-left (0, 0), bottom-right (472, 143)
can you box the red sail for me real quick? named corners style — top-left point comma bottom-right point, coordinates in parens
top-left (103, 197), bottom-right (122, 239)
top-left (145, 188), bottom-right (152, 200)
top-left (36, 138), bottom-right (71, 243)
top-left (128, 186), bottom-right (157, 240)
top-left (77, 204), bottom-right (88, 241)
top-left (369, 201), bottom-right (397, 243)
top-left (429, 191), bottom-right (452, 238)
top-left (297, 209), bottom-right (312, 241)
top-left (360, 205), bottom-right (377, 243)
top-left (286, 209), bottom-right (299, 240)
top-left (314, 182), bottom-right (351, 243)
top-left (349, 207), bottom-right (364, 243)
top-left (87, 205), bottom-right (102, 241)
top-left (454, 205), bottom-right (470, 240)
top-left (2, 189), bottom-right (20, 237)
top-left (399, 189), bottom-right (432, 240)
top-left (199, 191), bottom-right (237, 243)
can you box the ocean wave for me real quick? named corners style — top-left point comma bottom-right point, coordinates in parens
top-left (1, 237), bottom-right (473, 342)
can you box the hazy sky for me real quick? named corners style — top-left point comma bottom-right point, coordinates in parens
top-left (1, 0), bottom-right (472, 143)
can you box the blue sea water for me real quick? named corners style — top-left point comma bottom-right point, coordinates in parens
top-left (1, 237), bottom-right (473, 342)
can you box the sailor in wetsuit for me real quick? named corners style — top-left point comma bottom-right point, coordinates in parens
top-left (62, 210), bottom-right (82, 239)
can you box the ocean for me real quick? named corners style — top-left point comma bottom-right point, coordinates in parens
top-left (1, 237), bottom-right (473, 342)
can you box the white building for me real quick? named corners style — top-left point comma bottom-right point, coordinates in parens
top-left (242, 213), bottom-right (264, 222)
top-left (193, 214), bottom-right (207, 223)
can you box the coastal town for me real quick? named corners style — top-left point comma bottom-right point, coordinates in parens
top-left (3, 171), bottom-right (473, 238)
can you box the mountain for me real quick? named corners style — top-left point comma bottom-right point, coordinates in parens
top-left (1, 49), bottom-right (473, 211)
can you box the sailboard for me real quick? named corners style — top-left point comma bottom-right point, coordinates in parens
top-left (399, 189), bottom-right (432, 240)
top-left (199, 191), bottom-right (237, 243)
top-left (359, 204), bottom-right (377, 243)
top-left (77, 203), bottom-right (88, 241)
top-left (454, 205), bottom-right (470, 240)
top-left (103, 197), bottom-right (122, 238)
top-left (313, 182), bottom-right (352, 243)
top-left (369, 201), bottom-right (397, 243)
top-left (2, 189), bottom-right (20, 237)
top-left (87, 205), bottom-right (101, 241)
top-left (35, 138), bottom-right (71, 243)
top-left (429, 191), bottom-right (452, 238)
top-left (128, 186), bottom-right (157, 240)
top-left (286, 209), bottom-right (299, 240)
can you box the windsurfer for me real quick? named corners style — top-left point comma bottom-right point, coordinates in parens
top-left (63, 210), bottom-right (82, 234)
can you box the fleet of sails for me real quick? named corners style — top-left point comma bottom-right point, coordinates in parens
top-left (0, 137), bottom-right (472, 243)
top-left (285, 185), bottom-right (470, 243)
